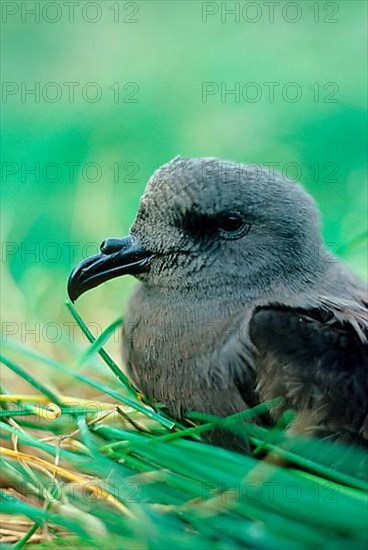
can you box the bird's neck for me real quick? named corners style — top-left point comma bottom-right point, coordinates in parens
top-left (123, 282), bottom-right (251, 387)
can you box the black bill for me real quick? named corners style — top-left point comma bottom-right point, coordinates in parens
top-left (67, 235), bottom-right (154, 302)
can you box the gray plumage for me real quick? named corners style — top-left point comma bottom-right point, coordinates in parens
top-left (68, 156), bottom-right (368, 449)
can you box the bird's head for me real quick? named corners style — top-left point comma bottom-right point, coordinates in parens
top-left (68, 156), bottom-right (325, 304)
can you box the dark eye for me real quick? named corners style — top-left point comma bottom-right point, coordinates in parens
top-left (217, 213), bottom-right (250, 240)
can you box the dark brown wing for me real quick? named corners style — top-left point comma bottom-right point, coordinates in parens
top-left (249, 306), bottom-right (368, 444)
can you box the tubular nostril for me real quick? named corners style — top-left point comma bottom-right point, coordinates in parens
top-left (100, 238), bottom-right (126, 255)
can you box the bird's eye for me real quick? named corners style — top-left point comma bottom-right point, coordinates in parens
top-left (217, 213), bottom-right (250, 240)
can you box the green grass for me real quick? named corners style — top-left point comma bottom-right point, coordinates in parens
top-left (1, 302), bottom-right (367, 549)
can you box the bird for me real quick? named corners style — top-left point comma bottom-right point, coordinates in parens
top-left (68, 156), bottom-right (368, 449)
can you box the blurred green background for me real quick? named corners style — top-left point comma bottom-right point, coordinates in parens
top-left (1, 0), bottom-right (367, 354)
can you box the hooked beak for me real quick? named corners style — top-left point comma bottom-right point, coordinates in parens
top-left (67, 235), bottom-right (154, 302)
